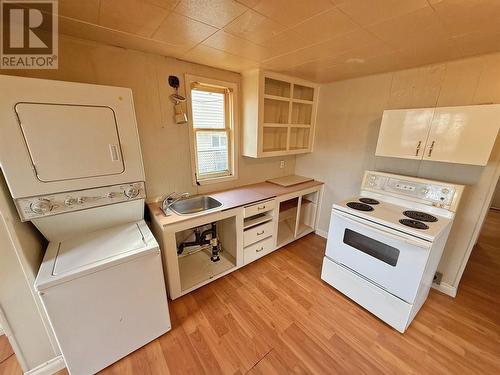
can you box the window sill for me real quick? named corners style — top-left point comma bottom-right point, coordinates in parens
top-left (196, 174), bottom-right (238, 186)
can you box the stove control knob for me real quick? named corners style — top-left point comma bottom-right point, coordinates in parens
top-left (30, 199), bottom-right (53, 214)
top-left (65, 197), bottom-right (77, 206)
top-left (124, 186), bottom-right (139, 199)
top-left (441, 188), bottom-right (450, 195)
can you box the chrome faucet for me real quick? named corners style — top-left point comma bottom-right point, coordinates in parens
top-left (161, 192), bottom-right (190, 215)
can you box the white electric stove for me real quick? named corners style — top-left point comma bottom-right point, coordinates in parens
top-left (321, 171), bottom-right (464, 333)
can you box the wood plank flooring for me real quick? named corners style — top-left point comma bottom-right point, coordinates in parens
top-left (3, 210), bottom-right (500, 374)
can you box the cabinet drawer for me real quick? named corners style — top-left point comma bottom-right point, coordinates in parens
top-left (244, 220), bottom-right (274, 247)
top-left (244, 237), bottom-right (274, 264)
top-left (244, 199), bottom-right (275, 218)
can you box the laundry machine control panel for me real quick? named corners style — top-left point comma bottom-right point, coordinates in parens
top-left (15, 182), bottom-right (146, 221)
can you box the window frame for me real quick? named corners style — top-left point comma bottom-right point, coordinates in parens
top-left (185, 75), bottom-right (239, 186)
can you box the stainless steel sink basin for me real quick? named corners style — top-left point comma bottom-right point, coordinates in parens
top-left (169, 196), bottom-right (223, 216)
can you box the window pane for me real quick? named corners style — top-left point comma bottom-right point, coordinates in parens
top-left (196, 131), bottom-right (229, 176)
top-left (191, 90), bottom-right (225, 129)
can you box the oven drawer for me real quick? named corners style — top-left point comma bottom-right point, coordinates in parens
top-left (244, 237), bottom-right (274, 264)
top-left (244, 221), bottom-right (274, 247)
top-left (321, 257), bottom-right (412, 333)
top-left (244, 199), bottom-right (275, 218)
top-left (325, 210), bottom-right (431, 303)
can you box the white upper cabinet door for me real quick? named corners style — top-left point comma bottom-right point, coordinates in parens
top-left (375, 108), bottom-right (434, 160)
top-left (16, 103), bottom-right (125, 182)
top-left (423, 105), bottom-right (500, 166)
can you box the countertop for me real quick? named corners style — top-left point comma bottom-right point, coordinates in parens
top-left (148, 180), bottom-right (323, 227)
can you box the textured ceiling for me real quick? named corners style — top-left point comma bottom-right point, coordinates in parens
top-left (54, 0), bottom-right (500, 82)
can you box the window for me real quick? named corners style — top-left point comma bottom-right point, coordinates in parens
top-left (186, 75), bottom-right (238, 185)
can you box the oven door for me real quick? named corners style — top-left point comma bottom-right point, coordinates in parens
top-left (325, 209), bottom-right (431, 303)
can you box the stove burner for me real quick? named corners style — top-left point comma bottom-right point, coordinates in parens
top-left (403, 210), bottom-right (437, 222)
top-left (359, 198), bottom-right (379, 205)
top-left (399, 219), bottom-right (429, 230)
top-left (346, 202), bottom-right (374, 211)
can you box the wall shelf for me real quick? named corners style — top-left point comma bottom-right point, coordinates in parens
top-left (242, 70), bottom-right (319, 158)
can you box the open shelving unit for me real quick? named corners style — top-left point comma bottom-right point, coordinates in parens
top-left (242, 70), bottom-right (319, 158)
top-left (277, 191), bottom-right (320, 247)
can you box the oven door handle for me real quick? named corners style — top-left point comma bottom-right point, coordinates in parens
top-left (333, 210), bottom-right (432, 249)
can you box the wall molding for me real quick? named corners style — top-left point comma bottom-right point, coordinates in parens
top-left (315, 228), bottom-right (328, 239)
top-left (432, 282), bottom-right (457, 298)
top-left (25, 356), bottom-right (65, 375)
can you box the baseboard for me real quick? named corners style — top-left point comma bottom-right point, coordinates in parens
top-left (25, 356), bottom-right (65, 375)
top-left (315, 228), bottom-right (328, 239)
top-left (432, 282), bottom-right (457, 298)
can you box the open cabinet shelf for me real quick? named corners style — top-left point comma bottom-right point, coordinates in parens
top-left (277, 190), bottom-right (320, 247)
top-left (242, 70), bottom-right (319, 158)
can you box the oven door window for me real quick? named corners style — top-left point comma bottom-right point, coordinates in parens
top-left (343, 229), bottom-right (400, 267)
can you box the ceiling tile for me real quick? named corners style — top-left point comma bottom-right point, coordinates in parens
top-left (367, 7), bottom-right (450, 49)
top-left (257, 29), bottom-right (310, 57)
top-left (58, 0), bottom-right (100, 23)
top-left (143, 0), bottom-right (181, 10)
top-left (250, 0), bottom-right (334, 27)
top-left (181, 44), bottom-right (258, 71)
top-left (224, 9), bottom-right (286, 44)
top-left (337, 0), bottom-right (429, 26)
top-left (260, 28), bottom-right (383, 70)
top-left (289, 8), bottom-right (358, 44)
top-left (202, 30), bottom-right (273, 61)
top-left (99, 0), bottom-right (170, 37)
top-left (452, 29), bottom-right (500, 57)
top-left (59, 16), bottom-right (186, 57)
top-left (174, 0), bottom-right (248, 28)
top-left (430, 0), bottom-right (500, 37)
top-left (152, 12), bottom-right (218, 48)
top-left (396, 37), bottom-right (465, 68)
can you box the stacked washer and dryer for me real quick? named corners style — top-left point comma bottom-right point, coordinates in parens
top-left (0, 75), bottom-right (171, 374)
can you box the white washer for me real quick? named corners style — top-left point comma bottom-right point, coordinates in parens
top-left (35, 221), bottom-right (171, 375)
top-left (0, 75), bottom-right (171, 374)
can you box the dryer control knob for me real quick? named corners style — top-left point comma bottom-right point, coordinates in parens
top-left (30, 199), bottom-right (53, 214)
top-left (124, 186), bottom-right (139, 199)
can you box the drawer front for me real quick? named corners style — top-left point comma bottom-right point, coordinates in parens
top-left (244, 237), bottom-right (274, 264)
top-left (244, 220), bottom-right (274, 247)
top-left (244, 199), bottom-right (275, 218)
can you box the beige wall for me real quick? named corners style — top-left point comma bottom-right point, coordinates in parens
top-left (0, 174), bottom-right (60, 371)
top-left (296, 53), bottom-right (500, 292)
top-left (0, 35), bottom-right (295, 201)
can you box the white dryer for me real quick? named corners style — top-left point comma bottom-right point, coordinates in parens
top-left (0, 75), bottom-right (171, 375)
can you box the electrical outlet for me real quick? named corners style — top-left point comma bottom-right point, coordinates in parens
top-left (280, 160), bottom-right (285, 169)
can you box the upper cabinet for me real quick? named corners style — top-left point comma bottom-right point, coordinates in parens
top-left (242, 70), bottom-right (319, 158)
top-left (375, 104), bottom-right (500, 166)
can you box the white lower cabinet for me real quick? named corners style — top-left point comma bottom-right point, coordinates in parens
top-left (151, 184), bottom-right (323, 299)
top-left (276, 187), bottom-right (321, 247)
top-left (243, 220), bottom-right (273, 247)
top-left (244, 236), bottom-right (274, 264)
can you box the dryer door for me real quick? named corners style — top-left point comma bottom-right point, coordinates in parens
top-left (15, 103), bottom-right (125, 182)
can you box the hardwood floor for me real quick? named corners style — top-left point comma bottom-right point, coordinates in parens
top-left (4, 210), bottom-right (500, 374)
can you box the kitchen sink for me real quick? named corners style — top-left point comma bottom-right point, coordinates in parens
top-left (169, 196), bottom-right (223, 216)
